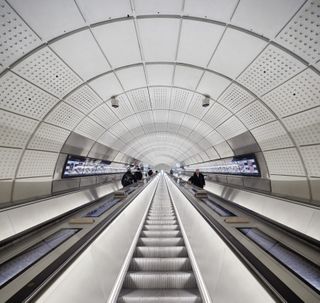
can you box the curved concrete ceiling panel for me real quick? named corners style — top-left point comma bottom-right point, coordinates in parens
top-left (1, 0), bottom-right (320, 203)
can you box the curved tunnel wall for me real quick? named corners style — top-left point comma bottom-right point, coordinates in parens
top-left (0, 0), bottom-right (320, 205)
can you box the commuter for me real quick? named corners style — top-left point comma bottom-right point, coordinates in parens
top-left (121, 169), bottom-right (136, 187)
top-left (188, 169), bottom-right (205, 189)
top-left (134, 167), bottom-right (143, 181)
top-left (148, 169), bottom-right (153, 177)
top-left (170, 169), bottom-right (173, 175)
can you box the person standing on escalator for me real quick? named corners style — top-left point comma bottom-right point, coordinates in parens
top-left (121, 169), bottom-right (137, 187)
top-left (188, 169), bottom-right (205, 189)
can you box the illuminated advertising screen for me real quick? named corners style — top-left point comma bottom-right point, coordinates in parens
top-left (186, 154), bottom-right (260, 177)
top-left (62, 155), bottom-right (127, 178)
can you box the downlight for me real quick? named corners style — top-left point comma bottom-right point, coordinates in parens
top-left (202, 94), bottom-right (210, 107)
top-left (111, 96), bottom-right (119, 108)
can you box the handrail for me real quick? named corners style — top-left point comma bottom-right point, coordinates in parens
top-left (5, 179), bottom-right (154, 303)
top-left (169, 176), bottom-right (304, 303)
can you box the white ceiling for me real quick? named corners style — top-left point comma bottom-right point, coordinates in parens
top-left (0, 0), bottom-right (320, 194)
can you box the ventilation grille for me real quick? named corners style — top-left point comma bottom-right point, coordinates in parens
top-left (13, 47), bottom-right (82, 98)
top-left (238, 45), bottom-right (306, 96)
top-left (0, 0), bottom-right (41, 72)
top-left (276, 0), bottom-right (320, 63)
top-left (0, 72), bottom-right (59, 119)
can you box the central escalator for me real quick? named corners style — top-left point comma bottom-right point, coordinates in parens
top-left (118, 178), bottom-right (202, 302)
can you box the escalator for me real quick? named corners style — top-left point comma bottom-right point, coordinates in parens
top-left (118, 178), bottom-right (202, 302)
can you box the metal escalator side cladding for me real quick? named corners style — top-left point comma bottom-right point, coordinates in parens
top-left (117, 176), bottom-right (202, 303)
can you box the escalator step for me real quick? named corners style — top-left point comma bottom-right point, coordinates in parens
top-left (144, 225), bottom-right (179, 230)
top-left (141, 230), bottom-right (181, 238)
top-left (130, 258), bottom-right (191, 271)
top-left (145, 220), bottom-right (177, 225)
top-left (118, 289), bottom-right (201, 303)
top-left (138, 237), bottom-right (184, 246)
top-left (123, 271), bottom-right (197, 289)
top-left (135, 246), bottom-right (188, 258)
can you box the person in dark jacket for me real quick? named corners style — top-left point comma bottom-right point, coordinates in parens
top-left (188, 169), bottom-right (205, 188)
top-left (121, 169), bottom-right (136, 187)
top-left (134, 167), bottom-right (143, 181)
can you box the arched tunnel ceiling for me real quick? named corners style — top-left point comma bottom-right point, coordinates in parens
top-left (0, 0), bottom-right (320, 198)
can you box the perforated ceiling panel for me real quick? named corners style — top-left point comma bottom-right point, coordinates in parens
top-left (218, 84), bottom-right (255, 113)
top-left (0, 110), bottom-right (38, 148)
top-left (0, 147), bottom-right (22, 179)
top-left (90, 104), bottom-right (119, 129)
top-left (45, 102), bottom-right (85, 130)
top-left (28, 123), bottom-right (70, 152)
top-left (1, 0), bottom-right (320, 200)
top-left (170, 88), bottom-right (193, 112)
top-left (64, 85), bottom-right (103, 115)
top-left (0, 0), bottom-right (41, 72)
top-left (251, 121), bottom-right (294, 151)
top-left (127, 88), bottom-right (151, 112)
top-left (263, 148), bottom-right (305, 176)
top-left (150, 87), bottom-right (171, 109)
top-left (13, 47), bottom-right (82, 98)
top-left (236, 101), bottom-right (276, 129)
top-left (283, 106), bottom-right (320, 146)
top-left (214, 141), bottom-right (234, 157)
top-left (237, 45), bottom-right (306, 96)
top-left (74, 117), bottom-right (105, 141)
top-left (17, 150), bottom-right (59, 178)
top-left (300, 145), bottom-right (320, 177)
top-left (216, 116), bottom-right (247, 140)
top-left (202, 103), bottom-right (232, 129)
top-left (276, 0), bottom-right (320, 63)
top-left (262, 68), bottom-right (320, 117)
